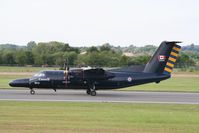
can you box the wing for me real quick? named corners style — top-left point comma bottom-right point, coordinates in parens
top-left (83, 68), bottom-right (115, 81)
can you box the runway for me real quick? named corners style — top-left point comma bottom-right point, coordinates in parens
top-left (0, 89), bottom-right (199, 104)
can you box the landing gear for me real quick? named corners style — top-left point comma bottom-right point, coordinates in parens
top-left (156, 81), bottom-right (160, 84)
top-left (30, 89), bottom-right (35, 95)
top-left (90, 90), bottom-right (96, 96)
top-left (86, 89), bottom-right (91, 95)
top-left (87, 83), bottom-right (97, 96)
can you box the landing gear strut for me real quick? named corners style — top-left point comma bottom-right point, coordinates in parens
top-left (30, 88), bottom-right (35, 95)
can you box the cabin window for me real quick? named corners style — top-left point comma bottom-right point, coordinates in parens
top-left (69, 69), bottom-right (83, 79)
top-left (45, 71), bottom-right (64, 80)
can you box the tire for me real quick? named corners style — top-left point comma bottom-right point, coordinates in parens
top-left (30, 90), bottom-right (35, 95)
top-left (90, 91), bottom-right (96, 96)
top-left (86, 90), bottom-right (91, 95)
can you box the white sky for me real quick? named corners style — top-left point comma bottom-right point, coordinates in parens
top-left (0, 0), bottom-right (198, 46)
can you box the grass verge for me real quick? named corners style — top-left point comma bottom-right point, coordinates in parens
top-left (122, 77), bottom-right (199, 92)
top-left (0, 101), bottom-right (199, 133)
top-left (0, 75), bottom-right (29, 88)
top-left (0, 66), bottom-right (58, 72)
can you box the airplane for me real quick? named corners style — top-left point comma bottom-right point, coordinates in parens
top-left (9, 41), bottom-right (181, 96)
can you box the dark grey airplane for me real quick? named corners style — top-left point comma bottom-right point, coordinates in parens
top-left (9, 41), bottom-right (181, 96)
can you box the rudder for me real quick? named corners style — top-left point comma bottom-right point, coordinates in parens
top-left (163, 44), bottom-right (181, 74)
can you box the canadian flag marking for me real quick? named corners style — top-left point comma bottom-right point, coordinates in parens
top-left (158, 55), bottom-right (166, 62)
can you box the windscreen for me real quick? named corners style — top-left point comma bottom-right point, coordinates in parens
top-left (33, 72), bottom-right (46, 78)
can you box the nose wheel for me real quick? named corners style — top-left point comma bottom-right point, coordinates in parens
top-left (30, 89), bottom-right (35, 95)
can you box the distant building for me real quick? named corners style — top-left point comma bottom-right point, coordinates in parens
top-left (80, 51), bottom-right (87, 55)
top-left (122, 52), bottom-right (134, 57)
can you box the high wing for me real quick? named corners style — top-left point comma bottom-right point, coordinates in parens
top-left (83, 68), bottom-right (115, 81)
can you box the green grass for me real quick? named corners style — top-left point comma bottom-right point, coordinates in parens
top-left (0, 66), bottom-right (58, 72)
top-left (0, 75), bottom-right (30, 88)
top-left (0, 101), bottom-right (199, 133)
top-left (173, 68), bottom-right (199, 74)
top-left (122, 77), bottom-right (199, 92)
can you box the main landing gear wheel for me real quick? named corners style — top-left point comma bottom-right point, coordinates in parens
top-left (90, 90), bottom-right (96, 96)
top-left (86, 89), bottom-right (91, 95)
top-left (89, 83), bottom-right (97, 96)
top-left (30, 89), bottom-right (35, 95)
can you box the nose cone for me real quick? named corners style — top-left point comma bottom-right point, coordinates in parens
top-left (9, 81), bottom-right (15, 87)
top-left (9, 78), bottom-right (30, 87)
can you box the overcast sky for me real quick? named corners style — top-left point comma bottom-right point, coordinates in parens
top-left (0, 0), bottom-right (198, 46)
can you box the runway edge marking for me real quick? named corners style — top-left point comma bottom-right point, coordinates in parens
top-left (0, 98), bottom-right (199, 105)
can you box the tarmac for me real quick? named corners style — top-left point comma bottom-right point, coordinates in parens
top-left (0, 89), bottom-right (199, 104)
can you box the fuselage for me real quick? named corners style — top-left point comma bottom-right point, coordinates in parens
top-left (9, 69), bottom-right (170, 90)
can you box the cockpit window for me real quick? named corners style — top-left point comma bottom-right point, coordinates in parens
top-left (33, 72), bottom-right (45, 78)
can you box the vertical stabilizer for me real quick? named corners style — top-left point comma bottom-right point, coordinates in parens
top-left (143, 41), bottom-right (181, 74)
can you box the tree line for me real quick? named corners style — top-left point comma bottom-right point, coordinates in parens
top-left (0, 41), bottom-right (198, 68)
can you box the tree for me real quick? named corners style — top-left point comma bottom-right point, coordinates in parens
top-left (128, 55), bottom-right (151, 65)
top-left (76, 51), bottom-right (121, 67)
top-left (176, 52), bottom-right (196, 68)
top-left (0, 51), bottom-right (2, 64)
top-left (15, 50), bottom-right (27, 65)
top-left (100, 43), bottom-right (111, 51)
top-left (32, 43), bottom-right (50, 65)
top-left (62, 43), bottom-right (70, 51)
top-left (87, 52), bottom-right (106, 66)
top-left (52, 52), bottom-right (64, 66)
top-left (75, 54), bottom-right (88, 66)
top-left (27, 41), bottom-right (36, 51)
top-left (25, 51), bottom-right (34, 65)
top-left (63, 52), bottom-right (78, 65)
top-left (2, 51), bottom-right (15, 64)
top-left (120, 55), bottom-right (128, 66)
top-left (87, 46), bottom-right (99, 53)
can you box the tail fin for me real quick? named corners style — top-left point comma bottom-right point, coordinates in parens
top-left (143, 41), bottom-right (181, 74)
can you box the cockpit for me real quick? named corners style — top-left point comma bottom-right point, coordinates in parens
top-left (33, 72), bottom-right (46, 78)
top-left (31, 71), bottom-right (65, 80)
